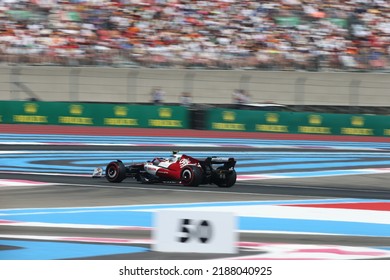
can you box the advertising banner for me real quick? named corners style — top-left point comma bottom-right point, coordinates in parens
top-left (1, 101), bottom-right (388, 136)
top-left (206, 108), bottom-right (390, 137)
top-left (0, 101), bottom-right (189, 129)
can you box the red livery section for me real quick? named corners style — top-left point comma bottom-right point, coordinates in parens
top-left (285, 202), bottom-right (390, 211)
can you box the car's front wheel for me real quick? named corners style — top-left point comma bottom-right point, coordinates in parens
top-left (181, 165), bottom-right (203, 187)
top-left (106, 160), bottom-right (127, 183)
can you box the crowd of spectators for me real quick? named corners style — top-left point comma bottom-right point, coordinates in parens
top-left (0, 0), bottom-right (389, 71)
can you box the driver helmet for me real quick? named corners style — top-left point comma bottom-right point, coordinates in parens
top-left (170, 151), bottom-right (181, 162)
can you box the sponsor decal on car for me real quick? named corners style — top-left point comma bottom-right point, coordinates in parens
top-left (179, 158), bottom-right (191, 168)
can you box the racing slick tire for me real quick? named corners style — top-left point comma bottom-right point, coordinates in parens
top-left (105, 160), bottom-right (127, 183)
top-left (180, 165), bottom-right (203, 187)
top-left (216, 169), bottom-right (237, 188)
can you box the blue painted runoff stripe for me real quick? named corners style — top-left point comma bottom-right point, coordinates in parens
top-left (240, 217), bottom-right (390, 237)
top-left (1, 133), bottom-right (390, 150)
top-left (0, 150), bottom-right (389, 175)
top-left (0, 240), bottom-right (147, 260)
top-left (2, 199), bottom-right (390, 237)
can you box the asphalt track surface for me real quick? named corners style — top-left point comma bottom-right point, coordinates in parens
top-left (1, 140), bottom-right (390, 260)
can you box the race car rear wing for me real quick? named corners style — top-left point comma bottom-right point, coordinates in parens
top-left (204, 157), bottom-right (236, 168)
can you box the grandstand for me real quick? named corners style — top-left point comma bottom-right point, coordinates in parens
top-left (0, 0), bottom-right (389, 72)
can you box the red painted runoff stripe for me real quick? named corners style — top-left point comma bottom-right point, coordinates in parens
top-left (286, 202), bottom-right (390, 211)
top-left (0, 124), bottom-right (388, 142)
top-left (0, 220), bottom-right (18, 224)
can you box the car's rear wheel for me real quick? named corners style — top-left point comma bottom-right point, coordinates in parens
top-left (181, 165), bottom-right (203, 187)
top-left (216, 169), bottom-right (236, 188)
top-left (106, 161), bottom-right (127, 183)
